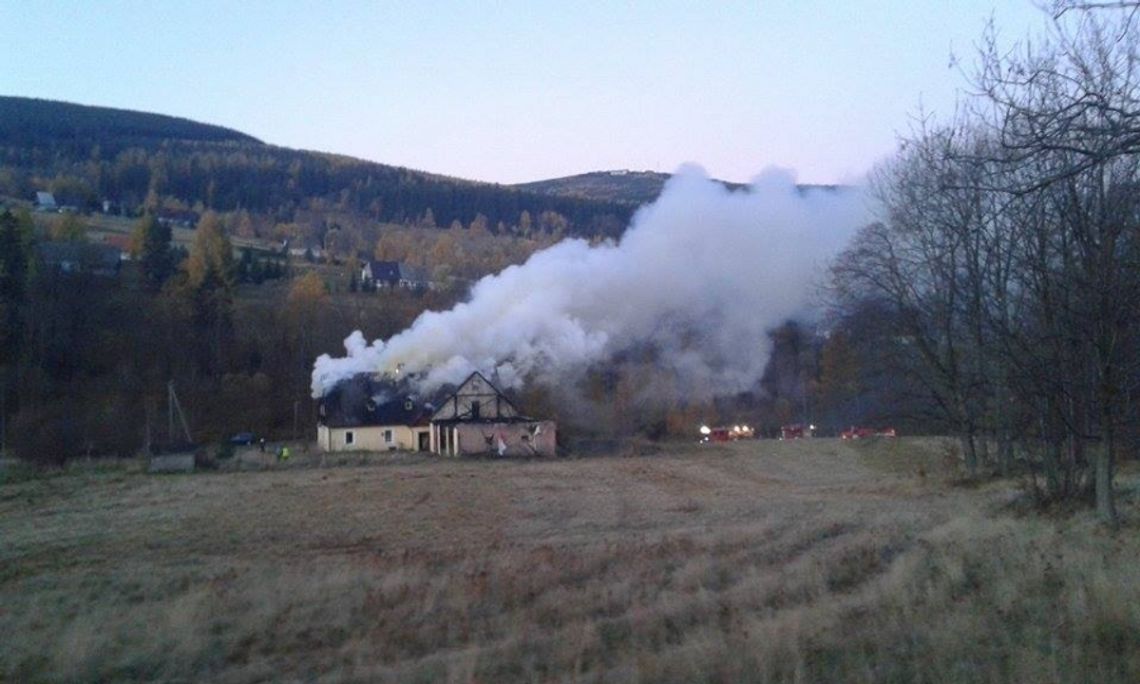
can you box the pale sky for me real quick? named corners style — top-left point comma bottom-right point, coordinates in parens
top-left (1, 1), bottom-right (1050, 185)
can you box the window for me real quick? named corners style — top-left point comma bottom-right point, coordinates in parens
top-left (345, 431), bottom-right (355, 446)
top-left (383, 429), bottom-right (393, 443)
top-left (470, 400), bottom-right (481, 418)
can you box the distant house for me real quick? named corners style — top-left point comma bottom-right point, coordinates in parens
top-left (397, 262), bottom-right (430, 289)
top-left (156, 210), bottom-right (199, 229)
top-left (287, 240), bottom-right (323, 262)
top-left (101, 234), bottom-right (134, 260)
top-left (361, 260), bottom-right (431, 290)
top-left (35, 192), bottom-right (57, 212)
top-left (361, 260), bottom-right (401, 287)
top-left (317, 371), bottom-right (556, 457)
top-left (36, 242), bottom-right (122, 277)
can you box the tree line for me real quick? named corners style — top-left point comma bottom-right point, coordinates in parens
top-left (0, 207), bottom-right (459, 465)
top-left (828, 6), bottom-right (1140, 525)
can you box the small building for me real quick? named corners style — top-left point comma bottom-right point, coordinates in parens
top-left (156, 210), bottom-right (199, 229)
top-left (361, 260), bottom-right (401, 288)
top-left (101, 233), bottom-right (133, 260)
top-left (317, 371), bottom-right (556, 457)
top-left (287, 239), bottom-right (324, 262)
top-left (397, 262), bottom-right (430, 289)
top-left (35, 192), bottom-right (57, 212)
top-left (361, 260), bottom-right (430, 290)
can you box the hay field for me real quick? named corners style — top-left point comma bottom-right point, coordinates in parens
top-left (1, 439), bottom-right (1138, 682)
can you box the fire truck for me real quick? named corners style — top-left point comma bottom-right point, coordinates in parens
top-left (779, 424), bottom-right (815, 440)
top-left (699, 425), bottom-right (755, 442)
top-left (840, 426), bottom-right (898, 440)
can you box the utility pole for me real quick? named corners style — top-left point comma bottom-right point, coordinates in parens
top-left (168, 381), bottom-right (193, 445)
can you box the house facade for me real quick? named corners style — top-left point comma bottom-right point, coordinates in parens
top-left (316, 375), bottom-right (431, 452)
top-left (361, 260), bottom-right (430, 290)
top-left (429, 372), bottom-right (556, 457)
top-left (317, 371), bottom-right (556, 457)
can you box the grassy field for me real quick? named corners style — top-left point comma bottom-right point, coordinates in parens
top-left (1, 439), bottom-right (1138, 682)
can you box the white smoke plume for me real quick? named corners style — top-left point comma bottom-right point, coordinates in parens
top-left (311, 165), bottom-right (869, 399)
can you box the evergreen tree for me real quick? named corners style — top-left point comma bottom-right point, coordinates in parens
top-left (130, 213), bottom-right (174, 291)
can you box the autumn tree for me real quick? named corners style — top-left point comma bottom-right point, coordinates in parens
top-left (50, 212), bottom-right (86, 242)
top-left (182, 211), bottom-right (236, 374)
top-left (286, 271), bottom-right (329, 385)
top-left (131, 213), bottom-right (174, 291)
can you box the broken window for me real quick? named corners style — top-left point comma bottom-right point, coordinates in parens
top-left (345, 431), bottom-right (355, 445)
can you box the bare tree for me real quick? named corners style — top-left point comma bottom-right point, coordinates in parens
top-left (970, 7), bottom-right (1140, 525)
top-left (831, 6), bottom-right (1140, 526)
top-left (831, 121), bottom-right (1006, 477)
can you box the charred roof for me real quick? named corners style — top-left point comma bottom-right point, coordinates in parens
top-left (318, 374), bottom-right (435, 428)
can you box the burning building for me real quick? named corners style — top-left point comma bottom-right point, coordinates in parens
top-left (317, 370), bottom-right (556, 457)
top-left (310, 168), bottom-right (870, 444)
top-left (317, 373), bottom-right (432, 452)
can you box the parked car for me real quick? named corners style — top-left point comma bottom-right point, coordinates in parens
top-left (229, 432), bottom-right (257, 445)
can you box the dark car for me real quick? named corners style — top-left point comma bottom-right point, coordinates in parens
top-left (229, 432), bottom-right (257, 445)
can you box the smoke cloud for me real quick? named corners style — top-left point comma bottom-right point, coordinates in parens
top-left (312, 165), bottom-right (868, 399)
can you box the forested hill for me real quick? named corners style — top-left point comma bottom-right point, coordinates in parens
top-left (514, 171), bottom-right (688, 205)
top-left (515, 170), bottom-right (844, 205)
top-left (0, 96), bottom-right (632, 238)
top-left (0, 96), bottom-right (260, 148)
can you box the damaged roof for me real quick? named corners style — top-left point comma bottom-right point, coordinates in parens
top-left (319, 370), bottom-right (545, 428)
top-left (318, 374), bottom-right (435, 428)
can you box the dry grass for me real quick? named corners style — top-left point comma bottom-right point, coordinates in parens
top-left (1, 439), bottom-right (1137, 682)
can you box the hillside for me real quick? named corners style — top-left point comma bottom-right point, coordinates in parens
top-left (0, 97), bottom-right (633, 239)
top-left (515, 169), bottom-right (845, 206)
top-left (0, 96), bottom-right (260, 148)
top-left (514, 170), bottom-right (689, 205)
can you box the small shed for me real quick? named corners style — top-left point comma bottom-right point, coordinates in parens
top-left (35, 191), bottom-right (58, 211)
